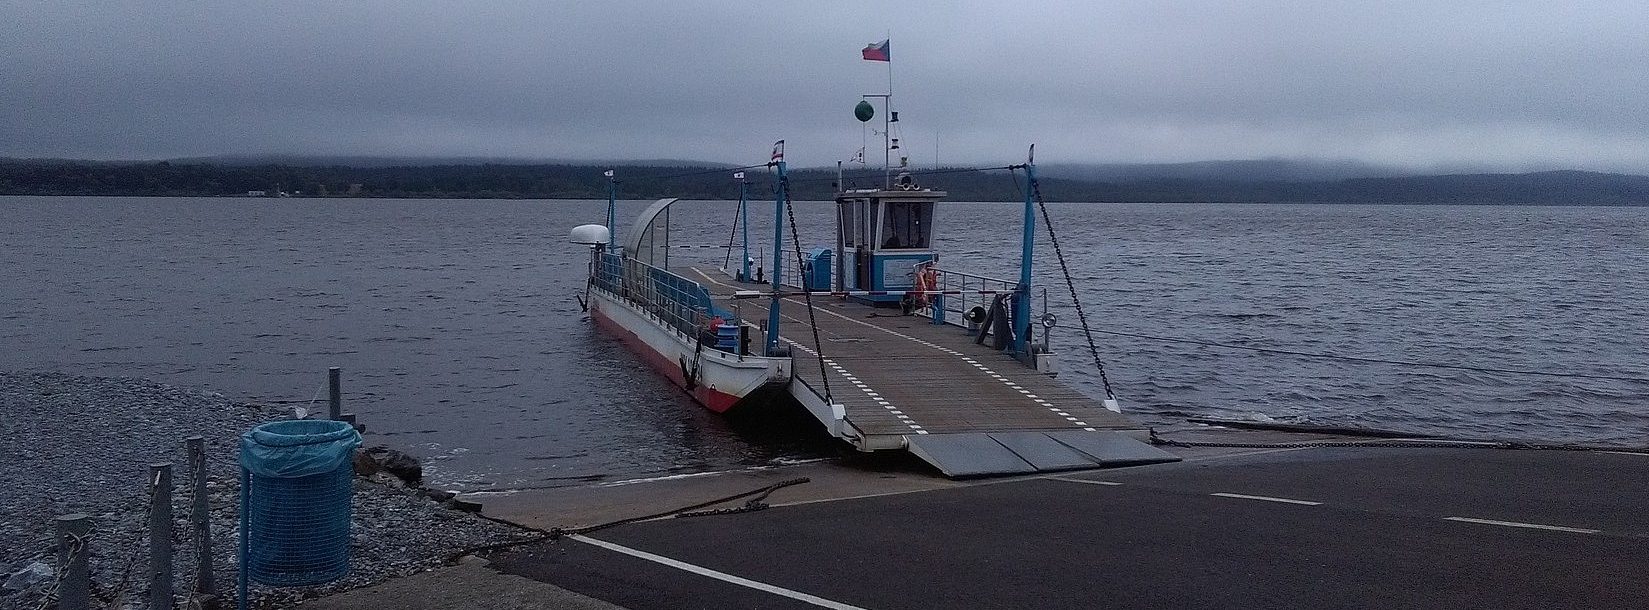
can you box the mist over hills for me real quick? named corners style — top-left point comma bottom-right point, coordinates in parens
top-left (2, 156), bottom-right (1647, 205)
top-left (1037, 159), bottom-right (1408, 183)
top-left (161, 154), bottom-right (734, 169)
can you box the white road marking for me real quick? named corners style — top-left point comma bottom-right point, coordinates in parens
top-left (570, 535), bottom-right (871, 610)
top-left (1443, 517), bottom-right (1600, 534)
top-left (1049, 477), bottom-right (1123, 486)
top-left (1210, 492), bottom-right (1322, 506)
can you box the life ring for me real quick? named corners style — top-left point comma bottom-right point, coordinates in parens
top-left (911, 265), bottom-right (938, 308)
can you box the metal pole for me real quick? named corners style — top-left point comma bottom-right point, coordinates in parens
top-left (237, 469), bottom-right (249, 610)
top-left (1014, 161), bottom-right (1038, 357)
top-left (185, 437), bottom-right (214, 600)
top-left (56, 514), bottom-right (91, 610)
top-left (765, 161), bottom-right (788, 356)
top-left (885, 44), bottom-right (893, 188)
top-left (740, 178), bottom-right (751, 282)
top-left (149, 463), bottom-right (174, 610)
top-left (606, 172), bottom-right (617, 244)
top-left (327, 366), bottom-right (341, 421)
top-left (882, 97), bottom-right (891, 188)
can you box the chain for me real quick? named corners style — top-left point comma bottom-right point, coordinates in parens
top-left (1023, 170), bottom-right (1117, 400)
top-left (33, 529), bottom-right (90, 610)
top-left (779, 175), bottom-right (834, 403)
top-left (548, 477), bottom-right (810, 539)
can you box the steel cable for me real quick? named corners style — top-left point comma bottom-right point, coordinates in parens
top-left (778, 172), bottom-right (834, 403)
top-left (1018, 167), bottom-right (1119, 400)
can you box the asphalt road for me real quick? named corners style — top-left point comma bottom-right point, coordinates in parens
top-left (490, 447), bottom-right (1649, 609)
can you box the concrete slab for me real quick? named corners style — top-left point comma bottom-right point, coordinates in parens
top-left (470, 458), bottom-right (961, 531)
top-left (1047, 429), bottom-right (1181, 466)
top-left (297, 560), bottom-right (625, 610)
top-left (987, 431), bottom-right (1098, 471)
top-left (905, 433), bottom-right (1036, 477)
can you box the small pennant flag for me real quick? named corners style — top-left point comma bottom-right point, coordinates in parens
top-left (733, 171), bottom-right (745, 179)
top-left (771, 140), bottom-right (785, 162)
top-left (862, 39), bottom-right (889, 62)
top-left (603, 169), bottom-right (614, 178)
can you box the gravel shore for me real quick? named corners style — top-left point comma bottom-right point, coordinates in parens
top-left (0, 372), bottom-right (537, 609)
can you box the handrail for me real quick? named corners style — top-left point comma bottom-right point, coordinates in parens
top-left (924, 266), bottom-right (1016, 329)
top-left (591, 251), bottom-right (742, 351)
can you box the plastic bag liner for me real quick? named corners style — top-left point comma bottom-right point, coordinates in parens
top-left (240, 420), bottom-right (362, 478)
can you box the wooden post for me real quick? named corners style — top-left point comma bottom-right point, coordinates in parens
top-left (185, 437), bottom-right (214, 601)
top-left (327, 367), bottom-right (341, 420)
top-left (149, 463), bottom-right (174, 610)
top-left (55, 514), bottom-right (91, 610)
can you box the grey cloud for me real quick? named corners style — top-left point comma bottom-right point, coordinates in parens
top-left (2, 1), bottom-right (1645, 172)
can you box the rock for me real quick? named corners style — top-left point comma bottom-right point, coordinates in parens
top-left (421, 489), bottom-right (456, 502)
top-left (351, 449), bottom-right (380, 477)
top-left (0, 373), bottom-right (535, 608)
top-left (362, 446), bottom-right (423, 488)
top-left (3, 561), bottom-right (52, 592)
top-left (367, 472), bottom-right (406, 488)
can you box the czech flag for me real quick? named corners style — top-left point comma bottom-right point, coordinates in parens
top-left (862, 39), bottom-right (890, 62)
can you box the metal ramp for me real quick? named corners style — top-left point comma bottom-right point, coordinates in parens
top-left (905, 430), bottom-right (1180, 478)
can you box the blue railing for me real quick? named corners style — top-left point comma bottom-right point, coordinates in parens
top-left (593, 251), bottom-right (624, 294)
top-left (591, 251), bottom-right (739, 350)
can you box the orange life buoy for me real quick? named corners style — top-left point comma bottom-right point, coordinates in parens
top-left (913, 265), bottom-right (938, 308)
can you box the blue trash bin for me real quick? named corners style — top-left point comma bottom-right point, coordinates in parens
top-left (239, 420), bottom-right (361, 587)
top-left (804, 248), bottom-right (833, 292)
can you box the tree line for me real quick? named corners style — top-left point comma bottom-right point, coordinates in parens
top-left (2, 160), bottom-right (1646, 205)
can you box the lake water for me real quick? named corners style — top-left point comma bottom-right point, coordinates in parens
top-left (3, 195), bottom-right (1645, 490)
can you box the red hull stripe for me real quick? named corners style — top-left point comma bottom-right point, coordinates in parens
top-left (591, 305), bottom-right (744, 413)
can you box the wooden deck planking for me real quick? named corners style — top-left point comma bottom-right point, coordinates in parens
top-left (683, 266), bottom-right (1138, 439)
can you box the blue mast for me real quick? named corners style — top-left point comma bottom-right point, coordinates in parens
top-left (1013, 149), bottom-right (1037, 357)
top-left (739, 173), bottom-right (752, 281)
top-left (605, 169), bottom-right (617, 245)
top-left (765, 160), bottom-right (788, 356)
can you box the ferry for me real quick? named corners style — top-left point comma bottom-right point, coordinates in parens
top-left (572, 198), bottom-right (791, 414)
top-left (568, 51), bottom-right (1165, 478)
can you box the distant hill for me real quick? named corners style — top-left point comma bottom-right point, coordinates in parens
top-left (1038, 159), bottom-right (1406, 183)
top-left (2, 158), bottom-right (1646, 205)
top-left (164, 154), bottom-right (732, 169)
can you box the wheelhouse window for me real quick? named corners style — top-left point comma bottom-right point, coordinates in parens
top-left (839, 200), bottom-right (859, 247)
top-left (879, 200), bottom-right (933, 249)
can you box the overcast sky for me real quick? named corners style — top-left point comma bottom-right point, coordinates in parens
top-left (3, 1), bottom-right (1646, 171)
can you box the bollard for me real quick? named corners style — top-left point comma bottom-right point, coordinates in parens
top-left (327, 367), bottom-right (342, 420)
top-left (150, 463), bottom-right (174, 610)
top-left (56, 514), bottom-right (91, 610)
top-left (185, 437), bottom-right (215, 601)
